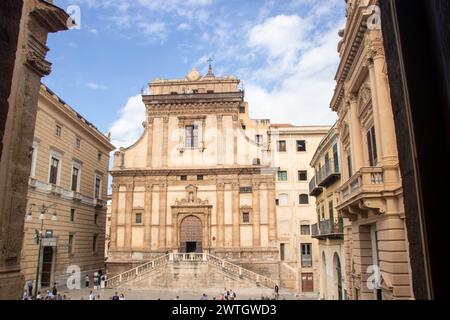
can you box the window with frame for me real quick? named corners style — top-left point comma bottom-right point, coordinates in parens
top-left (278, 171), bottom-right (288, 181)
top-left (347, 152), bottom-right (353, 177)
top-left (333, 143), bottom-right (339, 172)
top-left (300, 224), bottom-right (311, 235)
top-left (367, 126), bottom-right (378, 166)
top-left (329, 200), bottom-right (334, 222)
top-left (135, 212), bottom-right (142, 224)
top-left (239, 186), bottom-right (252, 193)
top-left (301, 243), bottom-right (312, 267)
top-left (298, 170), bottom-right (308, 181)
top-left (255, 134), bottom-right (263, 145)
top-left (45, 230), bottom-right (54, 238)
top-left (75, 137), bottom-right (81, 148)
top-left (71, 166), bottom-right (79, 192)
top-left (185, 125), bottom-right (199, 148)
top-left (239, 106), bottom-right (245, 113)
top-left (180, 175), bottom-right (187, 181)
top-left (55, 125), bottom-right (62, 137)
top-left (68, 234), bottom-right (74, 254)
top-left (297, 140), bottom-right (306, 152)
top-left (242, 212), bottom-right (250, 224)
top-left (299, 194), bottom-right (309, 205)
top-left (97, 152), bottom-right (102, 161)
top-left (197, 175), bottom-right (204, 181)
top-left (94, 176), bottom-right (101, 199)
top-left (279, 194), bottom-right (289, 206)
top-left (277, 140), bottom-right (287, 152)
top-left (49, 157), bottom-right (59, 185)
top-left (70, 209), bottom-right (75, 222)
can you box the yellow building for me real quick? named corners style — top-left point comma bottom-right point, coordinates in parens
top-left (309, 124), bottom-right (346, 300)
top-left (21, 85), bottom-right (114, 290)
top-left (330, 0), bottom-right (413, 299)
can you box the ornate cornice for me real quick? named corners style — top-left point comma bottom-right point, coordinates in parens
top-left (111, 166), bottom-right (278, 177)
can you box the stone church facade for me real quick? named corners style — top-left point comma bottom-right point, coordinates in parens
top-left (108, 68), bottom-right (327, 287)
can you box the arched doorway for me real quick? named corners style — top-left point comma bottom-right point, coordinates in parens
top-left (333, 253), bottom-right (343, 300)
top-left (179, 215), bottom-right (202, 253)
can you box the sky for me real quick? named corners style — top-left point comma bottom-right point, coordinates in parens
top-left (46, 0), bottom-right (345, 149)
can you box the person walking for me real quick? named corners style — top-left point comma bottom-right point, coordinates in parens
top-left (26, 280), bottom-right (33, 297)
top-left (89, 291), bottom-right (95, 300)
top-left (85, 275), bottom-right (90, 288)
top-left (274, 284), bottom-right (279, 300)
top-left (112, 292), bottom-right (120, 300)
top-left (52, 282), bottom-right (57, 296)
top-left (119, 293), bottom-right (125, 300)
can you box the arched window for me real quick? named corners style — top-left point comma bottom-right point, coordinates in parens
top-left (299, 194), bottom-right (309, 204)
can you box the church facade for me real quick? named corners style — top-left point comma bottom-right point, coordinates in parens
top-left (107, 67), bottom-right (327, 288)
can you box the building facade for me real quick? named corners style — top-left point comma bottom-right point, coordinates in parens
top-left (20, 85), bottom-right (114, 289)
top-left (271, 125), bottom-right (329, 294)
top-left (108, 68), bottom-right (328, 291)
top-left (0, 0), bottom-right (68, 299)
top-left (309, 124), bottom-right (346, 300)
top-left (330, 0), bottom-right (413, 299)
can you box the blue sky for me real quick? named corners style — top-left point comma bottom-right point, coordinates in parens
top-left (46, 0), bottom-right (345, 148)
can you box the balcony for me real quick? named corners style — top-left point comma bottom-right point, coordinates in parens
top-left (317, 161), bottom-right (341, 188)
top-left (309, 176), bottom-right (323, 196)
top-left (71, 191), bottom-right (82, 201)
top-left (47, 184), bottom-right (63, 196)
top-left (337, 165), bottom-right (402, 218)
top-left (311, 219), bottom-right (344, 240)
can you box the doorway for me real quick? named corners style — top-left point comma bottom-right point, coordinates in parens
top-left (180, 215), bottom-right (202, 253)
top-left (301, 273), bottom-right (314, 292)
top-left (41, 247), bottom-right (54, 287)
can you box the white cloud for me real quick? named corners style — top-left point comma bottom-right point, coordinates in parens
top-left (86, 82), bottom-right (108, 90)
top-left (177, 23), bottom-right (192, 30)
top-left (109, 95), bottom-right (146, 148)
top-left (136, 21), bottom-right (168, 42)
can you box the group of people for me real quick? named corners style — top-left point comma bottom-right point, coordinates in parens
top-left (218, 288), bottom-right (237, 300)
top-left (22, 281), bottom-right (71, 300)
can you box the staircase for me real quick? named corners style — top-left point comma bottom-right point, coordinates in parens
top-left (106, 253), bottom-right (277, 289)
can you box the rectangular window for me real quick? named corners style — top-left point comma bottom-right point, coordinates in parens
top-left (255, 134), bottom-right (263, 145)
top-left (279, 194), bottom-right (289, 206)
top-left (278, 171), bottom-right (288, 181)
top-left (94, 212), bottom-right (98, 225)
top-left (49, 157), bottom-right (59, 184)
top-left (301, 243), bottom-right (312, 268)
top-left (180, 175), bottom-right (187, 181)
top-left (75, 137), bottom-right (81, 148)
top-left (298, 170), bottom-right (308, 181)
top-left (333, 143), bottom-right (339, 172)
top-left (239, 106), bottom-right (245, 113)
top-left (71, 167), bottom-right (79, 192)
top-left (325, 153), bottom-right (330, 176)
top-left (135, 213), bottom-right (142, 224)
top-left (329, 200), bottom-right (334, 223)
top-left (239, 186), bottom-right (253, 193)
top-left (68, 235), bottom-right (74, 254)
top-left (98, 152), bottom-right (102, 161)
top-left (300, 225), bottom-right (311, 235)
top-left (367, 126), bottom-right (378, 166)
top-left (347, 153), bottom-right (353, 177)
top-left (92, 235), bottom-right (97, 253)
top-left (95, 176), bottom-right (101, 199)
top-left (45, 230), bottom-right (53, 238)
top-left (299, 194), bottom-right (309, 205)
top-left (275, 199), bottom-right (279, 206)
top-left (297, 140), bottom-right (306, 152)
top-left (197, 175), bottom-right (204, 181)
top-left (55, 125), bottom-right (62, 137)
top-left (277, 140), bottom-right (287, 152)
top-left (242, 212), bottom-right (250, 224)
top-left (185, 125), bottom-right (199, 148)
top-left (70, 209), bottom-right (75, 222)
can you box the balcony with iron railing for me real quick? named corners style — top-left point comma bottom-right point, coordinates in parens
top-left (311, 218), bottom-right (344, 240)
top-left (309, 175), bottom-right (323, 196)
top-left (317, 160), bottom-right (341, 188)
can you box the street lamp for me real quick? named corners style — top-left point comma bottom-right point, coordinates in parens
top-left (27, 203), bottom-right (57, 297)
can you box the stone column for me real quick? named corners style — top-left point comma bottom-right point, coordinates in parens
top-left (233, 115), bottom-right (238, 165)
top-left (158, 181), bottom-right (167, 249)
top-left (146, 117), bottom-right (154, 167)
top-left (347, 95), bottom-right (365, 169)
top-left (144, 184), bottom-right (152, 250)
top-left (252, 182), bottom-right (261, 247)
top-left (232, 182), bottom-right (240, 247)
top-left (217, 115), bottom-right (224, 165)
top-left (216, 182), bottom-right (225, 248)
top-left (110, 184), bottom-right (120, 249)
top-left (162, 116), bottom-right (169, 167)
top-left (369, 45), bottom-right (398, 164)
top-left (124, 183), bottom-right (134, 249)
top-left (267, 182), bottom-right (277, 244)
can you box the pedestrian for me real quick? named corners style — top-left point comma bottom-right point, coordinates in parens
top-left (52, 282), bottom-right (57, 296)
top-left (200, 293), bottom-right (208, 300)
top-left (85, 274), bottom-right (90, 288)
top-left (22, 290), bottom-right (28, 300)
top-left (36, 291), bottom-right (42, 300)
top-left (219, 294), bottom-right (224, 301)
top-left (274, 284), bottom-right (279, 300)
top-left (112, 292), bottom-right (120, 300)
top-left (26, 280), bottom-right (33, 297)
top-left (229, 289), bottom-right (236, 300)
top-left (119, 293), bottom-right (125, 300)
top-left (89, 291), bottom-right (95, 300)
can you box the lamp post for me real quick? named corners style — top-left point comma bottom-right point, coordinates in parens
top-left (27, 203), bottom-right (57, 297)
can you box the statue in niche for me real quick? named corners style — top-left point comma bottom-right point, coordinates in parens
top-left (188, 192), bottom-right (194, 203)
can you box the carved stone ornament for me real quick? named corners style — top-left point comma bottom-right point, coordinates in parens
top-left (186, 68), bottom-right (202, 81)
top-left (26, 51), bottom-right (52, 76)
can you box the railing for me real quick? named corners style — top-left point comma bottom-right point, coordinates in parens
top-left (316, 161), bottom-right (341, 187)
top-left (311, 219), bottom-right (344, 239)
top-left (339, 167), bottom-right (385, 202)
top-left (106, 252), bottom-right (277, 289)
top-left (309, 175), bottom-right (322, 196)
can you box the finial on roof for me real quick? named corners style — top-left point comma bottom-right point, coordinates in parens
top-left (205, 58), bottom-right (215, 78)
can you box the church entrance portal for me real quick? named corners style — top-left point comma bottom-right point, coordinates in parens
top-left (180, 215), bottom-right (202, 253)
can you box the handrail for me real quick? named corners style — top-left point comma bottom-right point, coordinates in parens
top-left (106, 252), bottom-right (277, 289)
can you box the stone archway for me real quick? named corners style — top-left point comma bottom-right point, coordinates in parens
top-left (179, 215), bottom-right (203, 253)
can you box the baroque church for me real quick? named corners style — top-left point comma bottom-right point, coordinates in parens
top-left (107, 66), bottom-right (327, 290)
